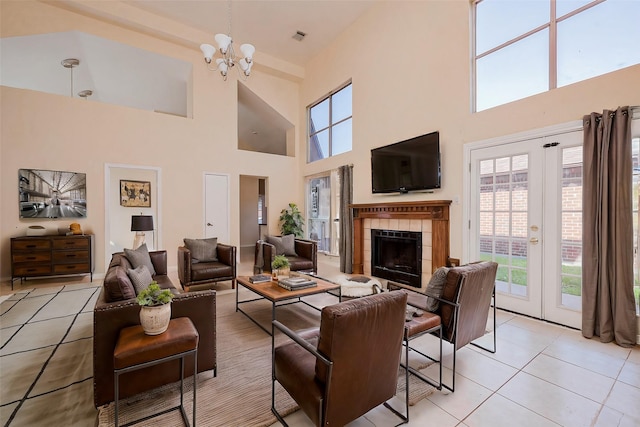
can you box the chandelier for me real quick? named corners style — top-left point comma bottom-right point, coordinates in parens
top-left (199, 0), bottom-right (255, 81)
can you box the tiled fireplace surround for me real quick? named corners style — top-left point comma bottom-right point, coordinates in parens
top-left (351, 201), bottom-right (451, 292)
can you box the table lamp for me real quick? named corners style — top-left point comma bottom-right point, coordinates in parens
top-left (131, 215), bottom-right (154, 249)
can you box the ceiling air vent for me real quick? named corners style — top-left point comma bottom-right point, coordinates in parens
top-left (292, 31), bottom-right (306, 41)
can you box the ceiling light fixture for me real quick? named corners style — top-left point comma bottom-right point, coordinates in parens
top-left (199, 0), bottom-right (255, 81)
top-left (61, 58), bottom-right (79, 97)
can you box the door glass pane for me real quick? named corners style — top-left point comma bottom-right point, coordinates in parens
top-left (479, 154), bottom-right (530, 298)
top-left (560, 146), bottom-right (582, 310)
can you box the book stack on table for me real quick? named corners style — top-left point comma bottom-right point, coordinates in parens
top-left (278, 276), bottom-right (317, 291)
top-left (249, 274), bottom-right (273, 284)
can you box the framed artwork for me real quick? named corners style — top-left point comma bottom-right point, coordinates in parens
top-left (120, 180), bottom-right (151, 207)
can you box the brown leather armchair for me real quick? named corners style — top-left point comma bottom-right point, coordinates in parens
top-left (272, 291), bottom-right (409, 426)
top-left (255, 238), bottom-right (317, 274)
top-left (389, 261), bottom-right (498, 392)
top-left (178, 243), bottom-right (236, 291)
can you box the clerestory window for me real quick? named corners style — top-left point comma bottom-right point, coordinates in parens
top-left (473, 0), bottom-right (640, 112)
top-left (308, 82), bottom-right (352, 163)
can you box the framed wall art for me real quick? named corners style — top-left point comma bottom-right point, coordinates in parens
top-left (120, 180), bottom-right (151, 207)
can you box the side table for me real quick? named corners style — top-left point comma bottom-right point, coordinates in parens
top-left (114, 317), bottom-right (199, 427)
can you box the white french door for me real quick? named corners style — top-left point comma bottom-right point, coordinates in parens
top-left (467, 127), bottom-right (583, 328)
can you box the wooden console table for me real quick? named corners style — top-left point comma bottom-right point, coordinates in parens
top-left (10, 234), bottom-right (94, 288)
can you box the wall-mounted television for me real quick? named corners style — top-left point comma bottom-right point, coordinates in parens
top-left (18, 169), bottom-right (87, 218)
top-left (371, 131), bottom-right (441, 194)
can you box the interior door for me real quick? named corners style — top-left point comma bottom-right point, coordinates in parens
top-left (204, 173), bottom-right (230, 243)
top-left (470, 141), bottom-right (544, 319)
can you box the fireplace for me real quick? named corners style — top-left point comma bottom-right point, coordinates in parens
top-left (371, 229), bottom-right (422, 288)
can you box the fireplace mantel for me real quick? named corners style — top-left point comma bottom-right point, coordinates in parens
top-left (351, 200), bottom-right (451, 279)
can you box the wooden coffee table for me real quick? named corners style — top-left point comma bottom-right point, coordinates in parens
top-left (236, 275), bottom-right (341, 335)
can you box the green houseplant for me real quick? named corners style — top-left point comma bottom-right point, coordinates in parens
top-left (279, 203), bottom-right (304, 238)
top-left (271, 255), bottom-right (291, 279)
top-left (137, 282), bottom-right (173, 335)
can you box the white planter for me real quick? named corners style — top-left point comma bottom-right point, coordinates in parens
top-left (139, 304), bottom-right (171, 335)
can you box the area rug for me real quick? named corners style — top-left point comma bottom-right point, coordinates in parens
top-left (0, 283), bottom-right (101, 427)
top-left (97, 291), bottom-right (436, 426)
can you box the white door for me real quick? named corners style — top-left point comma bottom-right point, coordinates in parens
top-left (470, 140), bottom-right (544, 319)
top-left (204, 173), bottom-right (230, 243)
top-left (468, 130), bottom-right (583, 328)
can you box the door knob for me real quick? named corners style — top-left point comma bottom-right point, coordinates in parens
top-left (530, 237), bottom-right (539, 245)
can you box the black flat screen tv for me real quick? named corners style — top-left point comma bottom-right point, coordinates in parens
top-left (371, 131), bottom-right (441, 194)
top-left (18, 168), bottom-right (87, 218)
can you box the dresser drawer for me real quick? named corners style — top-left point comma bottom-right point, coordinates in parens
top-left (13, 252), bottom-right (52, 263)
top-left (53, 263), bottom-right (90, 274)
top-left (13, 264), bottom-right (52, 276)
top-left (12, 239), bottom-right (51, 251)
top-left (53, 250), bottom-right (89, 263)
top-left (53, 237), bottom-right (90, 250)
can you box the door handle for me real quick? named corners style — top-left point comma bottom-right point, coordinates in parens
top-left (206, 223), bottom-right (213, 226)
top-left (530, 237), bottom-right (539, 245)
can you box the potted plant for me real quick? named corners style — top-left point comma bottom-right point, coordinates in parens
top-left (279, 202), bottom-right (304, 238)
top-left (271, 255), bottom-right (291, 279)
top-left (136, 281), bottom-right (174, 335)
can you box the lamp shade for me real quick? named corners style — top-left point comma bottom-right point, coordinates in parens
top-left (131, 215), bottom-right (154, 232)
top-left (200, 43), bottom-right (216, 62)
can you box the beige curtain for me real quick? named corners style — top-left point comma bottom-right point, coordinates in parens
top-left (339, 165), bottom-right (353, 273)
top-left (582, 106), bottom-right (637, 347)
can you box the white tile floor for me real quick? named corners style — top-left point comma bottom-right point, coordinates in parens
top-left (265, 252), bottom-right (640, 427)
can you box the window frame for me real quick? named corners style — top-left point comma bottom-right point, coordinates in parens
top-left (307, 81), bottom-right (353, 163)
top-left (472, 0), bottom-right (634, 112)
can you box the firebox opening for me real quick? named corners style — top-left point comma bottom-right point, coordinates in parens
top-left (371, 229), bottom-right (422, 288)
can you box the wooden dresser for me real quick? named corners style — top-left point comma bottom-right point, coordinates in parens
top-left (11, 235), bottom-right (94, 286)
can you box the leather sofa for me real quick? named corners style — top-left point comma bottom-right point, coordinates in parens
top-left (93, 250), bottom-right (216, 407)
top-left (255, 238), bottom-right (317, 274)
top-left (177, 243), bottom-right (236, 291)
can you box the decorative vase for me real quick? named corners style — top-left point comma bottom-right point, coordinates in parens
top-left (139, 304), bottom-right (171, 335)
top-left (273, 267), bottom-right (290, 280)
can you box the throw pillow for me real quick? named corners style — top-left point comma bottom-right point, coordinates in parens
top-left (127, 265), bottom-right (154, 295)
top-left (266, 234), bottom-right (297, 256)
top-left (425, 266), bottom-right (450, 311)
top-left (124, 243), bottom-right (156, 276)
top-left (183, 237), bottom-right (218, 262)
top-left (103, 265), bottom-right (136, 302)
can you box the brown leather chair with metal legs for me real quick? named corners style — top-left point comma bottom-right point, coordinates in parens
top-left (389, 261), bottom-right (498, 392)
top-left (271, 292), bottom-right (409, 426)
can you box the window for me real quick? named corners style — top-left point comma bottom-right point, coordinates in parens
top-left (473, 0), bottom-right (640, 112)
top-left (308, 83), bottom-right (352, 162)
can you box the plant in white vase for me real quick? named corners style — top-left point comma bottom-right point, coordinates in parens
top-left (271, 255), bottom-right (291, 279)
top-left (136, 281), bottom-right (173, 335)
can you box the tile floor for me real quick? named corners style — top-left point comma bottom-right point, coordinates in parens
top-left (2, 249), bottom-right (638, 427)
